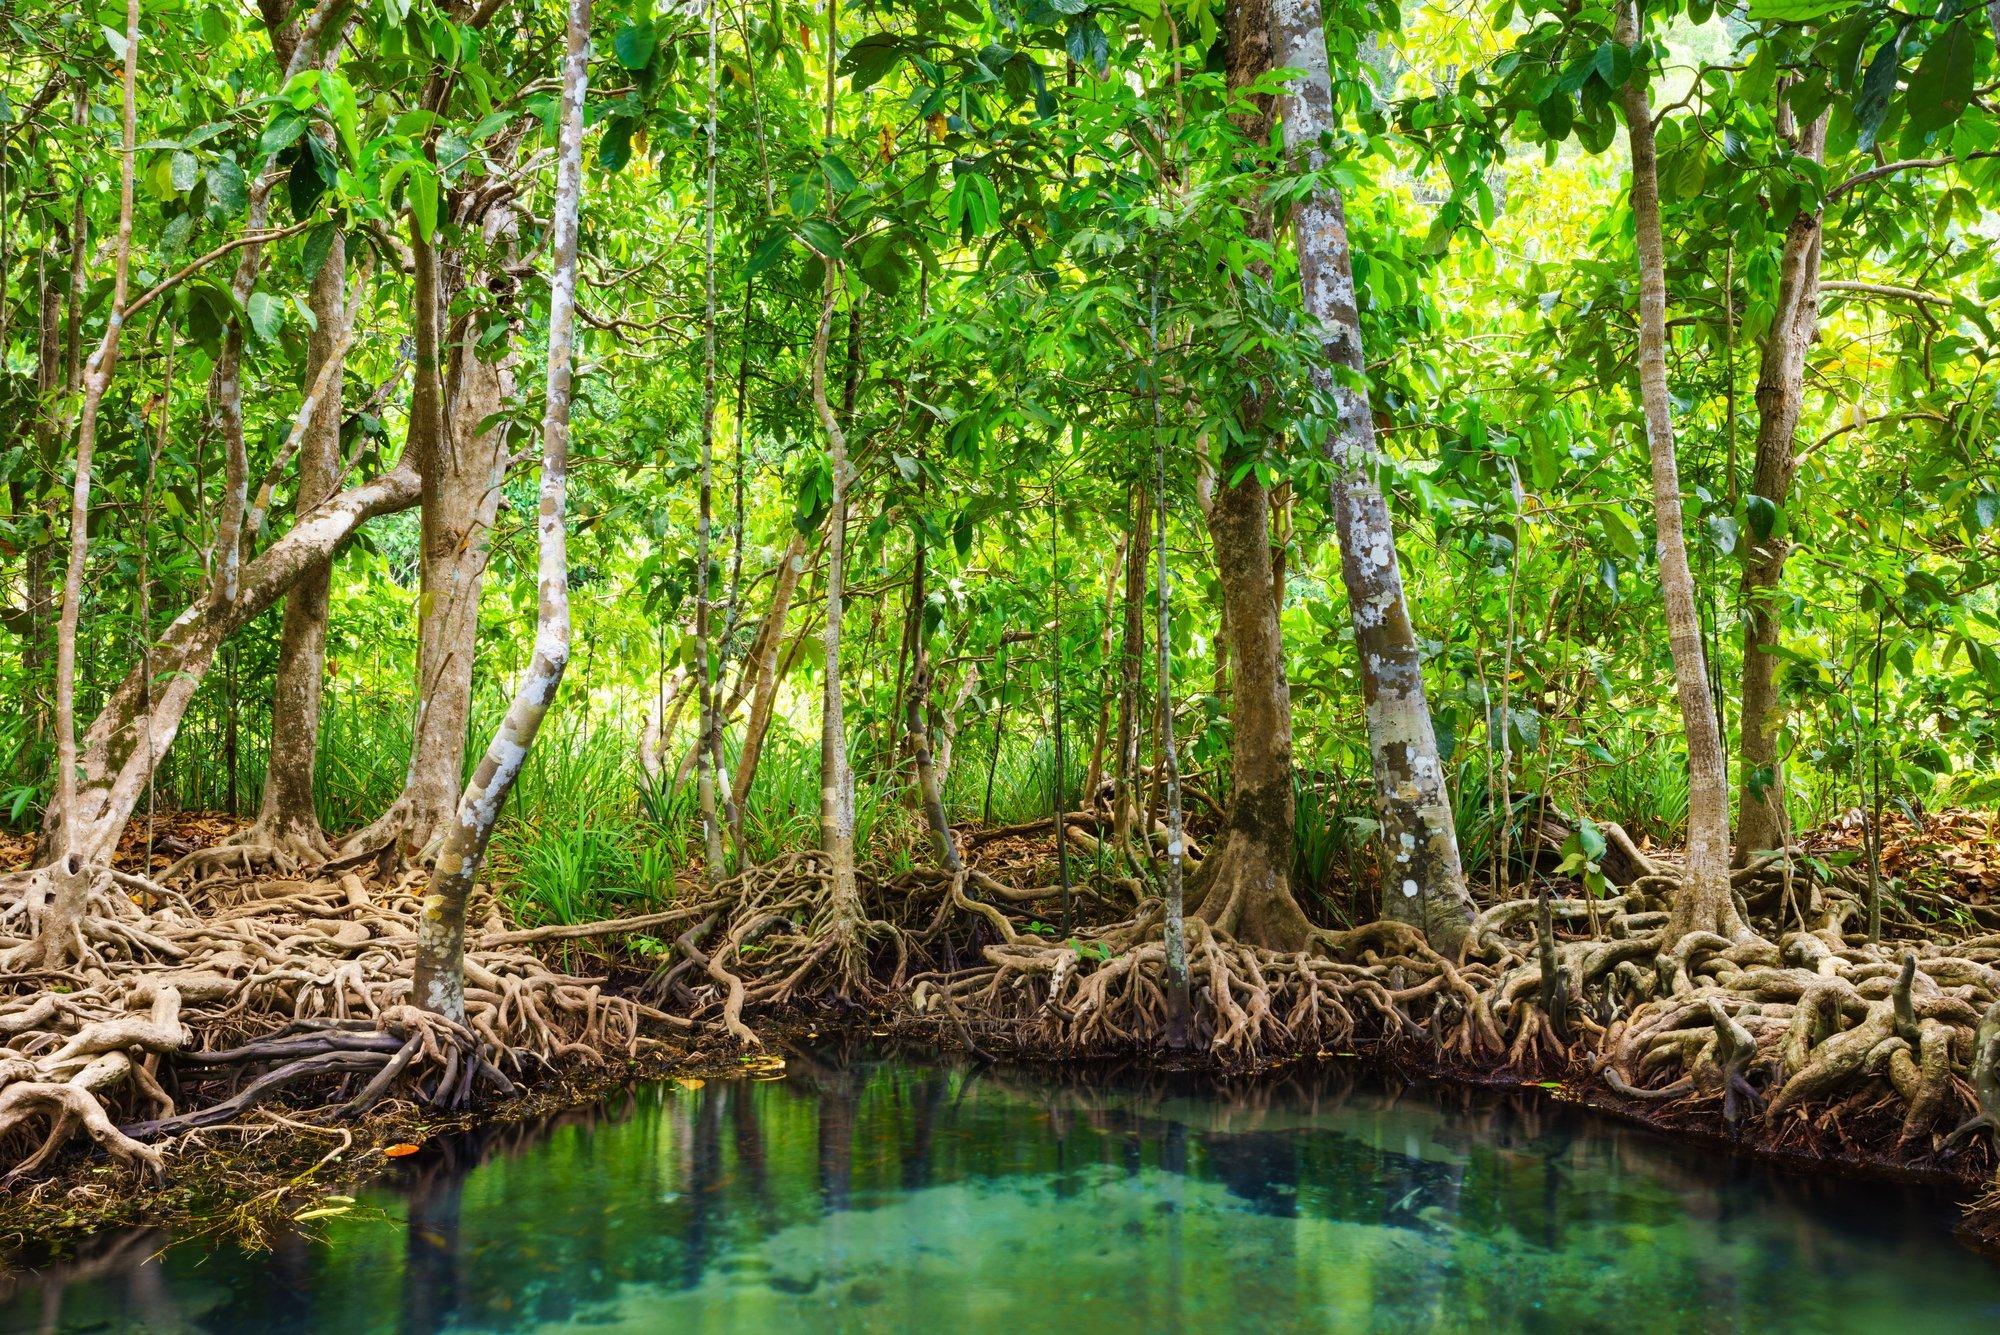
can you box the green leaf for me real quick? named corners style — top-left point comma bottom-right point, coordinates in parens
top-left (170, 151), bottom-right (199, 193)
top-left (798, 218), bottom-right (844, 258)
top-left (820, 154), bottom-right (858, 193)
top-left (598, 116), bottom-right (634, 172)
top-left (247, 291), bottom-right (284, 342)
top-left (1601, 504), bottom-right (1641, 560)
top-left (206, 158), bottom-right (247, 215)
top-left (1593, 41), bottom-right (1633, 90)
top-left (302, 224), bottom-right (337, 283)
top-left (1853, 28), bottom-right (1907, 153)
top-left (102, 23), bottom-right (128, 60)
top-left (839, 33), bottom-right (902, 93)
top-left (261, 112), bottom-right (308, 158)
top-left (613, 21), bottom-right (656, 71)
top-left (404, 159), bottom-right (438, 243)
top-left (743, 227), bottom-right (791, 280)
top-left (1536, 92), bottom-right (1574, 141)
top-left (1906, 21), bottom-right (1973, 139)
top-left (1747, 0), bottom-right (1856, 16)
top-left (1744, 493), bottom-right (1780, 541)
top-left (321, 69), bottom-right (361, 162)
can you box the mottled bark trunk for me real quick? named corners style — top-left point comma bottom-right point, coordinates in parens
top-left (693, 0), bottom-right (729, 886)
top-left (1266, 0), bottom-right (1474, 951)
top-left (1191, 472), bottom-right (1315, 950)
top-left (1615, 2), bottom-right (1751, 943)
top-left (1113, 484), bottom-right (1150, 848)
top-left (413, 0), bottom-right (587, 1022)
top-left (810, 280), bottom-right (864, 981)
top-left (1735, 113), bottom-right (1826, 865)
top-left (254, 225), bottom-right (348, 849)
top-left (350, 213), bottom-right (515, 859)
top-left (1150, 286), bottom-right (1192, 1044)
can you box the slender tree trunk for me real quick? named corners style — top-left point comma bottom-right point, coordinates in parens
top-left (413, 0), bottom-right (588, 1022)
top-left (33, 0), bottom-right (140, 962)
top-left (49, 0), bottom-right (140, 878)
top-left (1151, 283), bottom-right (1192, 1044)
top-left (1083, 533), bottom-right (1126, 804)
top-left (693, 0), bottom-right (729, 885)
top-left (1049, 497), bottom-right (1073, 934)
top-left (1615, 1), bottom-right (1751, 943)
top-left (810, 272), bottom-right (865, 981)
top-left (1267, 0), bottom-right (1475, 951)
top-left (728, 534), bottom-right (808, 839)
top-left (254, 222), bottom-right (348, 853)
top-left (1735, 110), bottom-right (1827, 865)
top-left (17, 251), bottom-right (64, 771)
top-left (1191, 472), bottom-right (1315, 949)
top-left (904, 532), bottom-right (959, 872)
top-left (1113, 483), bottom-right (1150, 849)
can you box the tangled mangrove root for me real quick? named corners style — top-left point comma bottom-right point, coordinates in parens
top-left (646, 852), bottom-right (934, 1042)
top-left (10, 812), bottom-right (2000, 1196)
top-left (0, 862), bottom-right (677, 1183)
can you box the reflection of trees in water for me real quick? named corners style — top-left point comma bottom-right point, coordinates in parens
top-left (4, 1051), bottom-right (1988, 1330)
top-left (398, 1150), bottom-right (464, 1335)
top-left (0, 1227), bottom-right (179, 1333)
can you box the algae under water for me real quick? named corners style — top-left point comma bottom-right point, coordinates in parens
top-left (5, 1050), bottom-right (2000, 1333)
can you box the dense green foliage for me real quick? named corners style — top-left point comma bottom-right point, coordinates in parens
top-left (2, 0), bottom-right (1996, 923)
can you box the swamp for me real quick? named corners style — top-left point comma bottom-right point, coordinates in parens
top-left (4, 0), bottom-right (2000, 1327)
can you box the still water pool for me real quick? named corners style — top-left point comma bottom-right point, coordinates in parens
top-left (5, 1049), bottom-right (2000, 1333)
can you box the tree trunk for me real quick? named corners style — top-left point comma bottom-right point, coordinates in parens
top-left (49, 0), bottom-right (141, 877)
top-left (693, 0), bottom-right (729, 886)
top-left (348, 211), bottom-right (517, 859)
top-left (1177, 0), bottom-right (1320, 954)
top-left (810, 275), bottom-right (865, 984)
top-left (253, 223), bottom-right (348, 855)
top-left (43, 467), bottom-right (422, 867)
top-left (1734, 111), bottom-right (1827, 865)
top-left (1190, 472), bottom-right (1316, 949)
top-left (413, 0), bottom-right (588, 1023)
top-left (904, 534), bottom-right (959, 873)
top-left (1112, 483), bottom-right (1150, 848)
top-left (1615, 1), bottom-right (1751, 943)
top-left (728, 533), bottom-right (807, 843)
top-left (1150, 284), bottom-right (1193, 1044)
top-left (1266, 0), bottom-right (1475, 951)
top-left (1082, 533), bottom-right (1125, 804)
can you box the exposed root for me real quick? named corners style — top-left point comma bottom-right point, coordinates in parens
top-left (163, 816), bottom-right (334, 884)
top-left (2, 860), bottom-right (660, 1184)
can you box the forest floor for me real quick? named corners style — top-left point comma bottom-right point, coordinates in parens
top-left (5, 805), bottom-right (2000, 1259)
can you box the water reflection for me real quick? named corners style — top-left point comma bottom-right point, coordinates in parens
top-left (7, 1047), bottom-right (2000, 1332)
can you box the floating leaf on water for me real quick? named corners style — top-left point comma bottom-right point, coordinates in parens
top-left (675, 1077), bottom-right (706, 1090)
top-left (383, 1143), bottom-right (421, 1158)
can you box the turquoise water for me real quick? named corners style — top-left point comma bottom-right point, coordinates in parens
top-left (6, 1049), bottom-right (2000, 1333)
